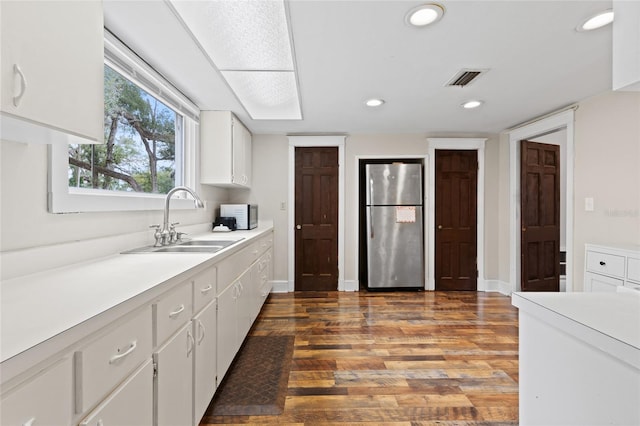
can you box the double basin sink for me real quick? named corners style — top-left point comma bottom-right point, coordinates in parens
top-left (123, 238), bottom-right (243, 254)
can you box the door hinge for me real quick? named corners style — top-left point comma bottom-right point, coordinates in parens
top-left (476, 270), bottom-right (479, 278)
top-left (153, 361), bottom-right (158, 378)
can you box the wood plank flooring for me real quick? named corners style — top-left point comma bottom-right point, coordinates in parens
top-left (201, 291), bottom-right (519, 425)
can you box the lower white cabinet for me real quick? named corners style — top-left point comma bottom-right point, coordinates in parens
top-left (154, 322), bottom-right (194, 426)
top-left (584, 244), bottom-right (640, 293)
top-left (193, 299), bottom-right (217, 426)
top-left (79, 359), bottom-right (153, 426)
top-left (216, 282), bottom-right (239, 381)
top-left (0, 357), bottom-right (73, 426)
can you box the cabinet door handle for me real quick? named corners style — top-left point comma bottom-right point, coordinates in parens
top-left (200, 284), bottom-right (213, 294)
top-left (197, 319), bottom-right (205, 344)
top-left (109, 341), bottom-right (137, 364)
top-left (186, 330), bottom-right (195, 357)
top-left (22, 418), bottom-right (36, 426)
top-left (168, 304), bottom-right (185, 318)
top-left (13, 64), bottom-right (27, 107)
top-left (599, 261), bottom-right (606, 266)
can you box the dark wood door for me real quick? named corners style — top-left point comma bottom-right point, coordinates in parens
top-left (521, 140), bottom-right (560, 292)
top-left (295, 147), bottom-right (339, 291)
top-left (435, 150), bottom-right (478, 291)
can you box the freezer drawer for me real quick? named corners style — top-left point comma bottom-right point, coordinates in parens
top-left (367, 205), bottom-right (424, 288)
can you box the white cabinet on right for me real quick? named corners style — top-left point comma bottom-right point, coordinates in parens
top-left (584, 244), bottom-right (640, 293)
top-left (200, 111), bottom-right (252, 188)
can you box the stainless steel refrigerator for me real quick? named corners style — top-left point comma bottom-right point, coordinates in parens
top-left (366, 163), bottom-right (424, 289)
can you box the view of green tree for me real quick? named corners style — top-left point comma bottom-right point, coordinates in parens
top-left (68, 65), bottom-right (178, 194)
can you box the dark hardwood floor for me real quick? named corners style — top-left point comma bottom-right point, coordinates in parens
top-left (202, 291), bottom-right (519, 425)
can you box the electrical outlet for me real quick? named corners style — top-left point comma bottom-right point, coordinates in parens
top-left (585, 197), bottom-right (594, 212)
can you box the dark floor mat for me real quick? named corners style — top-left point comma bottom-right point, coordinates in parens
top-left (206, 335), bottom-right (295, 416)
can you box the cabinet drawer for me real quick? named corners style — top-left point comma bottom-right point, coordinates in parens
top-left (154, 281), bottom-right (192, 346)
top-left (1, 357), bottom-right (72, 426)
top-left (627, 257), bottom-right (640, 283)
top-left (75, 307), bottom-right (152, 414)
top-left (217, 246), bottom-right (253, 294)
top-left (193, 267), bottom-right (217, 314)
top-left (79, 359), bottom-right (153, 426)
top-left (586, 251), bottom-right (625, 278)
top-left (585, 272), bottom-right (623, 292)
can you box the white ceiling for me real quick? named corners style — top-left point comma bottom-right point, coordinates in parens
top-left (103, 0), bottom-right (613, 136)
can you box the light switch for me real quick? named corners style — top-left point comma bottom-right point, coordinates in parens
top-left (585, 197), bottom-right (594, 212)
top-left (280, 201), bottom-right (286, 211)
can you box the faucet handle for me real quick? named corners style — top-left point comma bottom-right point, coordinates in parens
top-left (171, 222), bottom-right (180, 227)
top-left (149, 225), bottom-right (162, 247)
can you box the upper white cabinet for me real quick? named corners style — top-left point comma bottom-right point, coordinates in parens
top-left (613, 1), bottom-right (640, 91)
top-left (200, 111), bottom-right (252, 188)
top-left (0, 0), bottom-right (104, 144)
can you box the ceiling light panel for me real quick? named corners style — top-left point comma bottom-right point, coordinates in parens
top-left (170, 0), bottom-right (294, 70)
top-left (221, 71), bottom-right (301, 120)
top-left (168, 0), bottom-right (301, 120)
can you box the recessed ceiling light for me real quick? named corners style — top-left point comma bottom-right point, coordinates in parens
top-left (462, 100), bottom-right (483, 109)
top-left (577, 9), bottom-right (614, 32)
top-left (365, 98), bottom-right (385, 107)
top-left (406, 3), bottom-right (445, 27)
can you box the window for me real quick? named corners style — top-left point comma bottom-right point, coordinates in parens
top-left (68, 65), bottom-right (182, 194)
top-left (48, 30), bottom-right (200, 213)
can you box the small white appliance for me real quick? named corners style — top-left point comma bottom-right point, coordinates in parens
top-left (220, 204), bottom-right (258, 230)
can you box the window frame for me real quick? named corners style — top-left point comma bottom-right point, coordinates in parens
top-left (48, 30), bottom-right (200, 213)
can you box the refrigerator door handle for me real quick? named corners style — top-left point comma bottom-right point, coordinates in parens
top-left (369, 179), bottom-right (374, 239)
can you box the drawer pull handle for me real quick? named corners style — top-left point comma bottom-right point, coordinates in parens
top-left (599, 261), bottom-right (606, 266)
top-left (23, 418), bottom-right (36, 426)
top-left (200, 284), bottom-right (213, 294)
top-left (169, 304), bottom-right (185, 318)
top-left (109, 341), bottom-right (137, 364)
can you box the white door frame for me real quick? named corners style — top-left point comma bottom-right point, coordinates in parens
top-left (426, 138), bottom-right (487, 291)
top-left (507, 109), bottom-right (575, 293)
top-left (287, 136), bottom-right (346, 292)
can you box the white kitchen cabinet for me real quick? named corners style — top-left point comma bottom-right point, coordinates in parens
top-left (74, 306), bottom-right (152, 414)
top-left (154, 322), bottom-right (194, 426)
top-left (153, 281), bottom-right (192, 347)
top-left (216, 281), bottom-right (240, 381)
top-left (0, 0), bottom-right (103, 144)
top-left (200, 111), bottom-right (252, 188)
top-left (79, 359), bottom-right (153, 426)
top-left (584, 244), bottom-right (640, 293)
top-left (193, 299), bottom-right (217, 426)
top-left (0, 357), bottom-right (73, 426)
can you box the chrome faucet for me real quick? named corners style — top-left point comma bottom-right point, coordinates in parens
top-left (160, 186), bottom-right (205, 245)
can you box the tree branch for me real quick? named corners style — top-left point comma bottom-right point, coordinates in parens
top-left (69, 157), bottom-right (143, 192)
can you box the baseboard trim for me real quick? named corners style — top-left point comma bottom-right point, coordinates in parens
top-left (342, 280), bottom-right (359, 292)
top-left (480, 279), bottom-right (512, 296)
top-left (270, 280), bottom-right (291, 293)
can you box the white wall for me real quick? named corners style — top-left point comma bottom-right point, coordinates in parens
top-left (0, 139), bottom-right (228, 276)
top-left (243, 133), bottom-right (501, 289)
top-left (572, 90), bottom-right (640, 289)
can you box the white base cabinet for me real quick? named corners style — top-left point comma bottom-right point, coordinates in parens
top-left (79, 360), bottom-right (153, 426)
top-left (584, 244), bottom-right (640, 293)
top-left (0, 357), bottom-right (73, 426)
top-left (193, 299), bottom-right (217, 426)
top-left (154, 322), bottom-right (194, 426)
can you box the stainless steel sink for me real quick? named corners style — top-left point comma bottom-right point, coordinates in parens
top-left (122, 238), bottom-right (243, 254)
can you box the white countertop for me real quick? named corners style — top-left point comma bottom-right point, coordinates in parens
top-left (512, 291), bottom-right (640, 367)
top-left (0, 225), bottom-right (272, 367)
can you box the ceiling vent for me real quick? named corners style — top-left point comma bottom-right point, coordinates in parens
top-left (446, 69), bottom-right (487, 87)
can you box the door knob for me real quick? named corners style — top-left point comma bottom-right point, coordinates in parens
top-left (437, 225), bottom-right (442, 230)
top-left (296, 225), bottom-right (301, 230)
